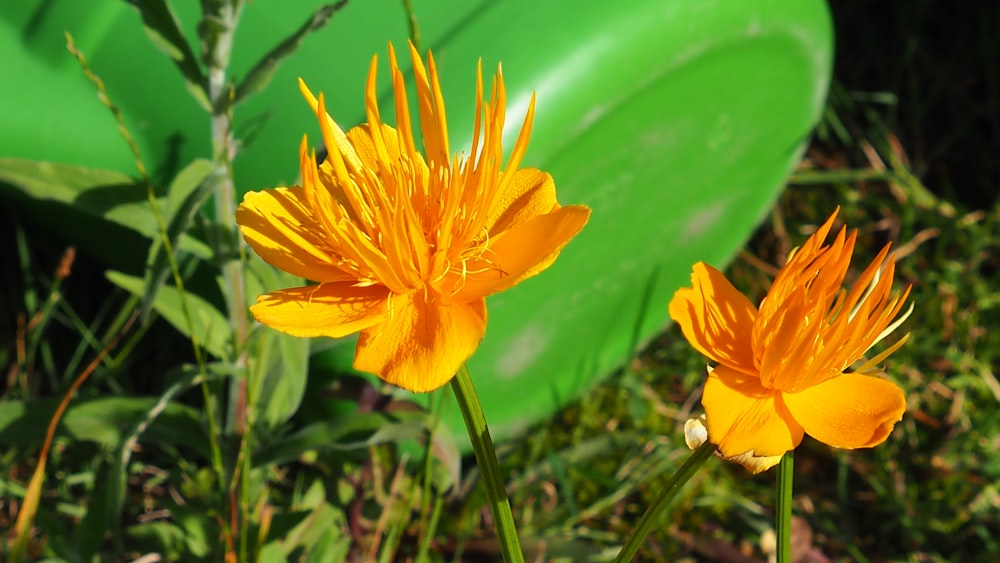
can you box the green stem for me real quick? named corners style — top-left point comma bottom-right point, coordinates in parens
top-left (205, 0), bottom-right (248, 350)
top-left (201, 3), bottom-right (249, 561)
top-left (450, 365), bottom-right (524, 563)
top-left (614, 442), bottom-right (716, 563)
top-left (776, 450), bottom-right (794, 563)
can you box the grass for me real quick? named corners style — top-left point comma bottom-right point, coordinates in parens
top-left (2, 1), bottom-right (999, 561)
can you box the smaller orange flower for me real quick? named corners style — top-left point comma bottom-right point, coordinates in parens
top-left (670, 209), bottom-right (912, 473)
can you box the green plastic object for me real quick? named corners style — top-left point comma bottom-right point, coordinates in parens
top-left (1, 1), bottom-right (832, 444)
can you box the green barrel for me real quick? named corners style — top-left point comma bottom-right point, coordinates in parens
top-left (0, 0), bottom-right (832, 445)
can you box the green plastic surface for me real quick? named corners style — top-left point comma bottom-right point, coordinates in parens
top-left (1, 1), bottom-right (832, 445)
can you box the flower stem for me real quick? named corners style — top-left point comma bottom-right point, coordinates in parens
top-left (614, 442), bottom-right (716, 563)
top-left (776, 450), bottom-right (795, 563)
top-left (449, 365), bottom-right (524, 563)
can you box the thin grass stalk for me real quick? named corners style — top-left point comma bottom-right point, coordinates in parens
top-left (418, 390), bottom-right (443, 545)
top-left (8, 312), bottom-right (138, 562)
top-left (63, 32), bottom-right (226, 485)
top-left (613, 442), bottom-right (716, 563)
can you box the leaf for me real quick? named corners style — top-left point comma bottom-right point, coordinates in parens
top-left (303, 531), bottom-right (352, 563)
top-left (107, 270), bottom-right (231, 359)
top-left (0, 397), bottom-right (207, 454)
top-left (233, 2), bottom-right (349, 105)
top-left (142, 159), bottom-right (215, 322)
top-left (0, 158), bottom-right (211, 259)
top-left (266, 481), bottom-right (350, 561)
top-left (105, 364), bottom-right (221, 551)
top-left (256, 543), bottom-right (288, 563)
top-left (428, 418), bottom-right (462, 493)
top-left (252, 326), bottom-right (310, 429)
top-left (245, 254), bottom-right (310, 428)
top-left (126, 520), bottom-right (190, 561)
top-left (123, 0), bottom-right (210, 111)
top-left (75, 466), bottom-right (113, 561)
top-left (254, 411), bottom-right (428, 466)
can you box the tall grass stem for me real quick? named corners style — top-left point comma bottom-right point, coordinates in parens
top-left (613, 442), bottom-right (716, 562)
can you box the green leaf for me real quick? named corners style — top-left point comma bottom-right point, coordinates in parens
top-left (266, 481), bottom-right (350, 561)
top-left (123, 0), bottom-right (211, 111)
top-left (303, 531), bottom-right (352, 563)
top-left (126, 520), bottom-right (191, 561)
top-left (104, 364), bottom-right (221, 551)
top-left (254, 411), bottom-right (428, 466)
top-left (107, 270), bottom-right (231, 359)
top-left (75, 465), bottom-right (113, 561)
top-left (0, 396), bottom-right (207, 454)
top-left (233, 2), bottom-right (349, 105)
top-left (245, 254), bottom-right (310, 428)
top-left (142, 159), bottom-right (215, 322)
top-left (256, 542), bottom-right (288, 563)
top-left (0, 158), bottom-right (211, 259)
top-left (252, 326), bottom-right (310, 429)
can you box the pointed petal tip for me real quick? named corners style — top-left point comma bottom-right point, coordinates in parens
top-left (668, 263), bottom-right (758, 373)
top-left (298, 78), bottom-right (319, 111)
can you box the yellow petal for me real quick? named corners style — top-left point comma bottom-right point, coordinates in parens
top-left (407, 42), bottom-right (451, 167)
top-left (298, 78), bottom-right (363, 172)
top-left (684, 414), bottom-right (783, 474)
top-left (354, 292), bottom-right (487, 392)
top-left (237, 188), bottom-right (355, 283)
top-left (451, 204), bottom-right (591, 301)
top-left (669, 263), bottom-right (759, 375)
top-left (782, 372), bottom-right (906, 449)
top-left (250, 283), bottom-right (388, 338)
top-left (702, 364), bottom-right (804, 458)
top-left (346, 122), bottom-right (405, 173)
top-left (486, 168), bottom-right (559, 235)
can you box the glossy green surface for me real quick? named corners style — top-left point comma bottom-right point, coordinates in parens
top-left (1, 1), bottom-right (832, 445)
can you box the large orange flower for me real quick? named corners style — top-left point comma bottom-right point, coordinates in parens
top-left (670, 209), bottom-right (912, 473)
top-left (237, 42), bottom-right (590, 392)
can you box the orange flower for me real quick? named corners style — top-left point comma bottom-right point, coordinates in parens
top-left (236, 42), bottom-right (590, 392)
top-left (670, 209), bottom-right (912, 473)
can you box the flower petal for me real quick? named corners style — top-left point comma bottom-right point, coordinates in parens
top-left (684, 414), bottom-right (783, 473)
top-left (298, 78), bottom-right (363, 172)
top-left (450, 204), bottom-right (591, 301)
top-left (354, 292), bottom-right (487, 392)
top-left (669, 262), bottom-right (758, 375)
top-left (783, 372), bottom-right (906, 449)
top-left (346, 122), bottom-right (405, 172)
top-left (486, 168), bottom-right (558, 235)
top-left (702, 364), bottom-right (804, 458)
top-left (237, 188), bottom-right (353, 283)
top-left (250, 282), bottom-right (388, 338)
